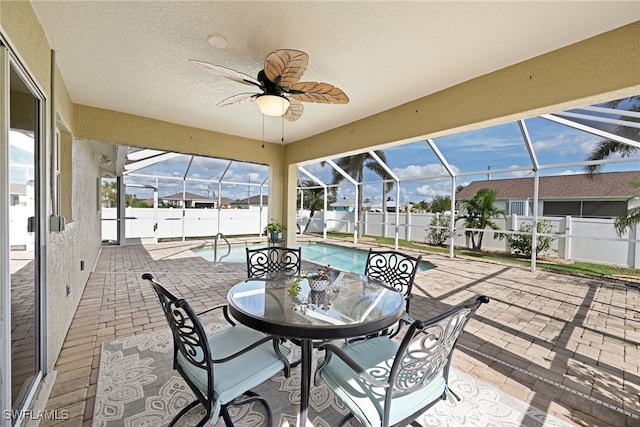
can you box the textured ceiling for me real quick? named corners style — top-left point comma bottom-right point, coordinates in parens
top-left (31, 1), bottom-right (640, 144)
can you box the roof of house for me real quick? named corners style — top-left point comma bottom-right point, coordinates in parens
top-left (330, 200), bottom-right (378, 208)
top-left (10, 183), bottom-right (26, 194)
top-left (456, 171), bottom-right (640, 200)
top-left (230, 195), bottom-right (268, 205)
top-left (161, 192), bottom-right (217, 202)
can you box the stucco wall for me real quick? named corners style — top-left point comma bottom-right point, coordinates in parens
top-left (46, 138), bottom-right (102, 369)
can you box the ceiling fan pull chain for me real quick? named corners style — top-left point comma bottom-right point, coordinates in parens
top-left (281, 116), bottom-right (285, 143)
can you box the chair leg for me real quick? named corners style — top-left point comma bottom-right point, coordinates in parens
top-left (222, 391), bottom-right (273, 427)
top-left (244, 390), bottom-right (273, 427)
top-left (221, 407), bottom-right (234, 427)
top-left (339, 413), bottom-right (355, 426)
top-left (168, 399), bottom-right (204, 427)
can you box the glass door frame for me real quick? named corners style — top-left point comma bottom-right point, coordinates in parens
top-left (0, 35), bottom-right (47, 426)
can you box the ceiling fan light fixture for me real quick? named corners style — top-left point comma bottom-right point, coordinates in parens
top-left (256, 94), bottom-right (290, 116)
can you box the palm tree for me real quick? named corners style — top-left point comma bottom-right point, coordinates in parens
top-left (410, 200), bottom-right (430, 213)
top-left (457, 188), bottom-right (505, 251)
top-left (614, 181), bottom-right (640, 237)
top-left (584, 96), bottom-right (640, 174)
top-left (583, 97), bottom-right (640, 234)
top-left (102, 180), bottom-right (117, 207)
top-left (298, 180), bottom-right (336, 233)
top-left (324, 152), bottom-right (393, 236)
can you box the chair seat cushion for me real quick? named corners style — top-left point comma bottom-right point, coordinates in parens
top-left (177, 324), bottom-right (292, 406)
top-left (319, 337), bottom-right (446, 427)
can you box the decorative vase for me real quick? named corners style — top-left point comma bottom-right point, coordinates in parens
top-left (309, 278), bottom-right (330, 292)
top-left (270, 231), bottom-right (282, 242)
top-left (309, 290), bottom-right (326, 306)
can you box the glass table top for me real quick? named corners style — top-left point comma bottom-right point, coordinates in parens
top-left (227, 269), bottom-right (404, 339)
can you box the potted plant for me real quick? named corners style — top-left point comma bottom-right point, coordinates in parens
top-left (303, 265), bottom-right (332, 291)
top-left (264, 220), bottom-right (286, 242)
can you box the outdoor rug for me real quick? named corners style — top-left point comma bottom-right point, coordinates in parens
top-left (93, 321), bottom-right (571, 427)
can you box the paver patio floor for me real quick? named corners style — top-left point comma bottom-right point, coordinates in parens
top-left (41, 238), bottom-right (640, 426)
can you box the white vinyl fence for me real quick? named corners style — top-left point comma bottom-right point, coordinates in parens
top-left (96, 207), bottom-right (639, 268)
top-left (300, 210), bottom-right (639, 268)
top-left (101, 207), bottom-right (270, 243)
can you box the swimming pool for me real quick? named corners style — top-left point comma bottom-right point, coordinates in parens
top-left (192, 241), bottom-right (434, 274)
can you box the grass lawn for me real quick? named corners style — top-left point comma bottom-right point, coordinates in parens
top-left (314, 232), bottom-right (640, 286)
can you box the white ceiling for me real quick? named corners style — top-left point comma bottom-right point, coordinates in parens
top-left (31, 1), bottom-right (640, 144)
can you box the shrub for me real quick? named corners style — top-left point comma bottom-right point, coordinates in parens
top-left (426, 214), bottom-right (451, 246)
top-left (498, 220), bottom-right (557, 257)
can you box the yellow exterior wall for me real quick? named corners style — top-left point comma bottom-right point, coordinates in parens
top-left (72, 104), bottom-right (287, 221)
top-left (0, 1), bottom-right (51, 95)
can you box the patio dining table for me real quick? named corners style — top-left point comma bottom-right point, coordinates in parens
top-left (227, 268), bottom-right (404, 427)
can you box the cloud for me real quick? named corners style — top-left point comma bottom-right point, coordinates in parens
top-left (392, 163), bottom-right (450, 180)
top-left (532, 132), bottom-right (600, 158)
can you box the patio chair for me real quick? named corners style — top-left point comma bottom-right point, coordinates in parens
top-left (142, 273), bottom-right (292, 427)
top-left (314, 295), bottom-right (489, 427)
top-left (364, 249), bottom-right (422, 337)
top-left (246, 246), bottom-right (302, 278)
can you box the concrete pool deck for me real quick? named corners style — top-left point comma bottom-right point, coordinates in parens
top-left (41, 236), bottom-right (639, 426)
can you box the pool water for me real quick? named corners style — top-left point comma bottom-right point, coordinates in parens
top-left (192, 241), bottom-right (434, 274)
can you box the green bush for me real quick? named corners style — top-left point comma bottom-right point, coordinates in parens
top-left (498, 220), bottom-right (557, 257)
top-left (426, 214), bottom-right (451, 246)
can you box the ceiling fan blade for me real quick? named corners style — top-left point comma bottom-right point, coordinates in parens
top-left (283, 98), bottom-right (304, 122)
top-left (264, 49), bottom-right (308, 87)
top-left (190, 59), bottom-right (262, 87)
top-left (289, 82), bottom-right (349, 104)
top-left (216, 93), bottom-right (259, 108)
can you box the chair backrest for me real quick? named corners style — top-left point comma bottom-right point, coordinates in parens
top-left (246, 246), bottom-right (302, 278)
top-left (142, 273), bottom-right (213, 405)
top-left (387, 295), bottom-right (489, 405)
top-left (364, 250), bottom-right (422, 310)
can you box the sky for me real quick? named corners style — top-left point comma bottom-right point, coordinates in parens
top-left (298, 100), bottom-right (640, 207)
top-left (9, 97), bottom-right (640, 205)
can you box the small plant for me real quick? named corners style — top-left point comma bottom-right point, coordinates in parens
top-left (302, 265), bottom-right (331, 281)
top-left (265, 219), bottom-right (286, 241)
top-left (426, 214), bottom-right (450, 246)
top-left (498, 220), bottom-right (558, 257)
top-left (288, 277), bottom-right (303, 297)
top-left (264, 220), bottom-right (286, 234)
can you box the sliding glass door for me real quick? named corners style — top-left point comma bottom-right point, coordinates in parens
top-left (1, 42), bottom-right (45, 426)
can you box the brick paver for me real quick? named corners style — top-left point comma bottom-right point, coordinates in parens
top-left (41, 238), bottom-right (640, 426)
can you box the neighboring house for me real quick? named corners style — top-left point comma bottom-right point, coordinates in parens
top-left (9, 183), bottom-right (27, 206)
top-left (218, 197), bottom-right (235, 209)
top-left (330, 199), bottom-right (380, 212)
top-left (456, 171), bottom-right (640, 219)
top-left (385, 201), bottom-right (401, 213)
top-left (229, 195), bottom-right (268, 208)
top-left (160, 192), bottom-right (218, 208)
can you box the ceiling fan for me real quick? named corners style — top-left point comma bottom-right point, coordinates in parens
top-left (190, 49), bottom-right (349, 122)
